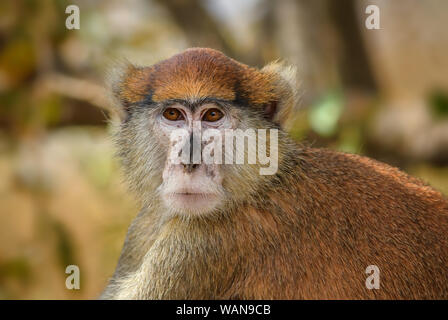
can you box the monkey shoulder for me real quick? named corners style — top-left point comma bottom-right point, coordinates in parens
top-left (295, 147), bottom-right (445, 201)
top-left (271, 146), bottom-right (448, 224)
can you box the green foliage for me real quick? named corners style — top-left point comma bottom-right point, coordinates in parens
top-left (337, 125), bottom-right (363, 154)
top-left (0, 36), bottom-right (36, 88)
top-left (308, 90), bottom-right (344, 137)
top-left (0, 258), bottom-right (31, 284)
top-left (39, 94), bottom-right (63, 126)
top-left (429, 90), bottom-right (448, 119)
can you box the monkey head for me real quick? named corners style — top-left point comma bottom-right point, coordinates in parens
top-left (110, 48), bottom-right (298, 217)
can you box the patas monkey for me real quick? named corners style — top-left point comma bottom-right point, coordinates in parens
top-left (102, 48), bottom-right (448, 299)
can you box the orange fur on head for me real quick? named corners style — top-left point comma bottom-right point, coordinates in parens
top-left (115, 48), bottom-right (283, 108)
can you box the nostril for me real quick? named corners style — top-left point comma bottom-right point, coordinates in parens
top-left (182, 163), bottom-right (199, 173)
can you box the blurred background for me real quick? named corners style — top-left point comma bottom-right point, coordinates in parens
top-left (0, 0), bottom-right (448, 299)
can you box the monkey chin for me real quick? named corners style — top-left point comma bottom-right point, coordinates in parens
top-left (162, 192), bottom-right (222, 216)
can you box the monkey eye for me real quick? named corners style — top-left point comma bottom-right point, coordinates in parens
top-left (202, 108), bottom-right (224, 122)
top-left (163, 108), bottom-right (184, 121)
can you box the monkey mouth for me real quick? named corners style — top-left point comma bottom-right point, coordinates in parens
top-left (163, 191), bottom-right (221, 214)
top-left (170, 192), bottom-right (218, 200)
top-left (176, 192), bottom-right (205, 195)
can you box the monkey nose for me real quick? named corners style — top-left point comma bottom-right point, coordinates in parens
top-left (182, 163), bottom-right (199, 173)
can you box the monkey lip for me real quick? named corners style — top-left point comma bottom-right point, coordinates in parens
top-left (170, 192), bottom-right (218, 200)
top-left (164, 191), bottom-right (221, 213)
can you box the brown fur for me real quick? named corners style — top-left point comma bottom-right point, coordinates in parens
top-left (115, 48), bottom-right (284, 107)
top-left (103, 48), bottom-right (448, 299)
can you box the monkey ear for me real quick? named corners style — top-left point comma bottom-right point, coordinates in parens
top-left (106, 60), bottom-right (150, 121)
top-left (261, 62), bottom-right (299, 129)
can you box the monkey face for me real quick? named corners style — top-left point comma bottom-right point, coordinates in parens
top-left (111, 48), bottom-right (297, 218)
top-left (115, 97), bottom-right (271, 218)
top-left (156, 102), bottom-right (233, 215)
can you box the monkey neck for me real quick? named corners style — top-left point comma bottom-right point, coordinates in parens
top-left (133, 199), bottom-right (298, 299)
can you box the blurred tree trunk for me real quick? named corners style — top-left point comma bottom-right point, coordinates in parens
top-left (153, 0), bottom-right (242, 61)
top-left (328, 0), bottom-right (376, 90)
top-left (272, 0), bottom-right (376, 106)
top-left (272, 0), bottom-right (337, 104)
